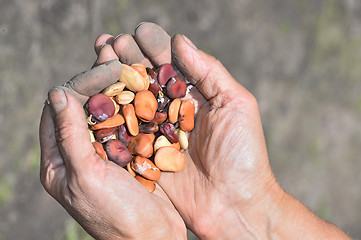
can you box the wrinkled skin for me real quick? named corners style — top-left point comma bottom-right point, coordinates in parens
top-left (41, 23), bottom-right (350, 239)
top-left (40, 22), bottom-right (278, 239)
top-left (40, 64), bottom-right (186, 239)
top-left (93, 23), bottom-right (282, 238)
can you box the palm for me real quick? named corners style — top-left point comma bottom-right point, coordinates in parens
top-left (40, 69), bottom-right (186, 239)
top-left (158, 86), bottom-right (270, 230)
top-left (93, 22), bottom-right (272, 236)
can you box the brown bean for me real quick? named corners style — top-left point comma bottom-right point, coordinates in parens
top-left (168, 99), bottom-right (181, 123)
top-left (131, 156), bottom-right (161, 181)
top-left (157, 94), bottom-right (170, 112)
top-left (179, 99), bottom-right (195, 132)
top-left (87, 93), bottom-right (115, 123)
top-left (94, 127), bottom-right (117, 143)
top-left (139, 121), bottom-right (159, 134)
top-left (153, 112), bottom-right (167, 124)
top-left (157, 63), bottom-right (177, 87)
top-left (159, 122), bottom-right (179, 143)
top-left (154, 146), bottom-right (185, 172)
top-left (117, 124), bottom-right (132, 146)
top-left (104, 139), bottom-right (132, 167)
top-left (127, 133), bottom-right (154, 158)
top-left (166, 76), bottom-right (187, 99)
top-left (135, 175), bottom-right (156, 193)
top-left (122, 104), bottom-right (139, 136)
top-left (147, 67), bottom-right (162, 96)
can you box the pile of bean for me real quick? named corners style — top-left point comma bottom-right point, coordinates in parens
top-left (86, 63), bottom-right (195, 193)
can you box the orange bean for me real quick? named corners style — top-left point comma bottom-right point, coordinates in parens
top-left (90, 114), bottom-right (125, 130)
top-left (134, 90), bottom-right (158, 122)
top-left (168, 98), bottom-right (181, 123)
top-left (127, 133), bottom-right (154, 158)
top-left (154, 146), bottom-right (185, 172)
top-left (131, 156), bottom-right (161, 181)
top-left (122, 104), bottom-right (139, 136)
top-left (172, 142), bottom-right (181, 150)
top-left (135, 175), bottom-right (156, 193)
top-left (92, 142), bottom-right (107, 161)
top-left (179, 99), bottom-right (195, 132)
top-left (126, 162), bottom-right (136, 177)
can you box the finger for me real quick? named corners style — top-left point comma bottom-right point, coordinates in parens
top-left (93, 44), bottom-right (119, 67)
top-left (65, 60), bottom-right (122, 105)
top-left (48, 87), bottom-right (96, 175)
top-left (172, 34), bottom-right (251, 103)
top-left (94, 34), bottom-right (114, 55)
top-left (39, 104), bottom-right (67, 201)
top-left (113, 34), bottom-right (152, 67)
top-left (134, 22), bottom-right (172, 67)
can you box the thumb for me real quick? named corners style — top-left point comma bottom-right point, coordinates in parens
top-left (48, 86), bottom-right (96, 174)
top-left (172, 34), bottom-right (250, 102)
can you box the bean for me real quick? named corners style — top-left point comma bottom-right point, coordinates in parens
top-left (131, 156), bottom-right (160, 181)
top-left (154, 146), bottom-right (185, 172)
top-left (104, 139), bottom-right (132, 167)
top-left (115, 91), bottom-right (135, 105)
top-left (135, 175), bottom-right (156, 193)
top-left (160, 122), bottom-right (179, 143)
top-left (127, 133), bottom-right (154, 158)
top-left (122, 104), bottom-right (139, 136)
top-left (177, 129), bottom-right (189, 150)
top-left (87, 93), bottom-right (115, 123)
top-left (154, 135), bottom-right (172, 152)
top-left (92, 142), bottom-right (107, 161)
top-left (119, 64), bottom-right (147, 92)
top-left (134, 90), bottom-right (158, 122)
top-left (147, 67), bottom-right (162, 96)
top-left (166, 76), bottom-right (187, 99)
top-left (131, 63), bottom-right (150, 91)
top-left (90, 114), bottom-right (125, 130)
top-left (179, 99), bottom-right (195, 132)
top-left (168, 98), bottom-right (181, 123)
top-left (102, 82), bottom-right (126, 97)
top-left (157, 63), bottom-right (177, 87)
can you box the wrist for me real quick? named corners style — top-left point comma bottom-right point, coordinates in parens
top-left (271, 191), bottom-right (352, 240)
top-left (192, 176), bottom-right (284, 239)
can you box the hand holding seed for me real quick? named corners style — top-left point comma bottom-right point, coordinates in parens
top-left (40, 22), bottom-right (351, 240)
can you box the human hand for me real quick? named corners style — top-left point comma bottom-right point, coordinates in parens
top-left (39, 61), bottom-right (186, 239)
top-left (95, 22), bottom-right (352, 240)
top-left (94, 23), bottom-right (281, 239)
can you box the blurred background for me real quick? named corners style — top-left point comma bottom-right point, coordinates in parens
top-left (1, 0), bottom-right (360, 239)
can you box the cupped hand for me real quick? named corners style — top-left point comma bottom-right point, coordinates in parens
top-left (39, 61), bottom-right (186, 239)
top-left (95, 23), bottom-right (283, 239)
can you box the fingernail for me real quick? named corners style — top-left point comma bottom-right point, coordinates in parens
top-left (135, 22), bottom-right (150, 31)
top-left (48, 87), bottom-right (68, 114)
top-left (114, 33), bottom-right (124, 40)
top-left (182, 34), bottom-right (197, 49)
top-left (100, 43), bottom-right (107, 50)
